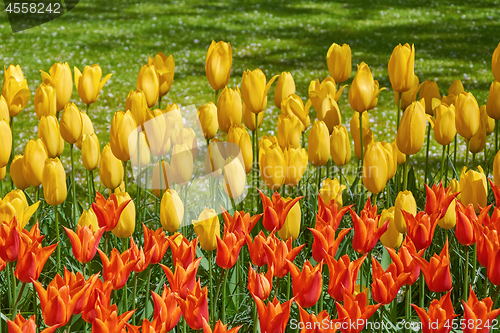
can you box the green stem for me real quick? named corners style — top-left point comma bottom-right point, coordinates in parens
top-left (222, 269), bottom-right (227, 323)
top-left (483, 272), bottom-right (489, 299)
top-left (132, 272), bottom-right (138, 325)
top-left (473, 243), bottom-right (477, 288)
top-left (208, 250), bottom-right (214, 326)
top-left (472, 153), bottom-right (476, 169)
top-left (122, 239), bottom-right (128, 312)
top-left (86, 169), bottom-right (92, 209)
top-left (65, 316), bottom-right (73, 333)
top-left (440, 145), bottom-right (446, 180)
top-left (275, 277), bottom-right (281, 299)
top-left (444, 144), bottom-right (450, 186)
top-left (215, 90), bottom-right (219, 105)
top-left (6, 262), bottom-right (12, 312)
top-left (55, 206), bottom-right (60, 274)
top-left (419, 272), bottom-right (424, 308)
top-left (32, 283), bottom-right (37, 328)
top-left (464, 245), bottom-right (470, 301)
top-left (424, 123), bottom-right (431, 184)
top-left (465, 139), bottom-right (470, 169)
top-left (405, 284), bottom-right (411, 333)
top-left (104, 231), bottom-right (109, 256)
top-left (359, 111), bottom-right (364, 165)
top-left (33, 186), bottom-right (39, 225)
top-left (493, 285), bottom-right (500, 308)
top-left (123, 161), bottom-right (128, 193)
top-left (0, 179), bottom-right (3, 198)
top-left (339, 165), bottom-right (343, 185)
top-left (71, 144), bottom-right (77, 227)
top-left (252, 301), bottom-right (258, 333)
top-left (145, 266), bottom-right (152, 320)
top-left (403, 155), bottom-right (410, 191)
top-left (251, 130), bottom-right (256, 214)
top-left (255, 113), bottom-right (259, 171)
top-left (453, 135), bottom-right (457, 169)
top-left (379, 305), bottom-right (384, 333)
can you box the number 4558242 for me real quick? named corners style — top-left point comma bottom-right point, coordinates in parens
top-left (5, 2), bottom-right (61, 14)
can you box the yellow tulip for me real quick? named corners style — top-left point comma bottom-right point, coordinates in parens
top-left (143, 108), bottom-right (170, 157)
top-left (388, 43), bottom-right (415, 93)
top-left (330, 124), bottom-right (351, 167)
top-left (74, 65), bottom-right (112, 106)
top-left (460, 166), bottom-right (487, 214)
top-left (0, 167), bottom-right (5, 181)
top-left (348, 62), bottom-right (376, 112)
top-left (163, 103), bottom-right (184, 145)
top-left (0, 96), bottom-right (9, 122)
top-left (281, 93), bottom-right (311, 132)
top-left (0, 120), bottom-right (12, 168)
top-left (433, 103), bottom-right (456, 146)
top-left (392, 140), bottom-right (406, 166)
top-left (469, 122), bottom-right (487, 154)
top-left (0, 189), bottom-right (40, 229)
top-left (368, 80), bottom-right (385, 111)
top-left (319, 178), bottom-right (346, 207)
top-left (396, 100), bottom-right (427, 156)
top-left (308, 77), bottom-right (346, 113)
top-left (274, 72), bottom-right (296, 109)
top-left (379, 207), bottom-right (403, 249)
top-left (126, 90), bottom-right (149, 127)
top-left (381, 141), bottom-right (397, 180)
top-left (197, 102), bottom-right (218, 140)
top-left (308, 120), bottom-right (330, 166)
top-left (10, 155), bottom-right (30, 190)
top-left (277, 198), bottom-right (301, 241)
top-left (78, 209), bottom-right (99, 231)
top-left (82, 134), bottom-right (101, 171)
top-left (23, 139), bottom-right (48, 187)
top-left (171, 144), bottom-right (194, 186)
top-left (494, 150), bottom-right (500, 186)
top-left (110, 111), bottom-right (137, 162)
top-left (217, 86), bottom-right (242, 133)
top-left (2, 64), bottom-right (30, 117)
top-left (317, 94), bottom-right (341, 134)
top-left (75, 111), bottom-right (95, 150)
top-left (284, 147), bottom-right (308, 187)
top-left (449, 179), bottom-right (460, 198)
top-left (34, 83), bottom-right (57, 120)
top-left (38, 115), bottom-right (64, 158)
top-left (480, 105), bottom-right (495, 135)
top-left (176, 127), bottom-right (198, 159)
top-left (137, 60), bottom-right (159, 108)
top-left (129, 131), bottom-right (150, 169)
top-left (40, 62), bottom-right (73, 112)
top-left (60, 103), bottom-right (83, 145)
top-left (193, 208), bottom-right (220, 251)
top-left (242, 102), bottom-right (264, 131)
top-left (441, 94), bottom-right (457, 107)
top-left (362, 142), bottom-right (389, 194)
top-left (160, 189), bottom-right (184, 233)
top-left (486, 82), bottom-right (500, 119)
top-left (259, 136), bottom-right (285, 190)
top-left (241, 68), bottom-right (278, 114)
top-left (438, 199), bottom-right (457, 230)
top-left (493, 42), bottom-right (500, 82)
top-left (152, 160), bottom-right (172, 198)
top-left (99, 143), bottom-right (123, 190)
top-left (448, 80), bottom-right (464, 96)
top-left (205, 138), bottom-right (226, 178)
top-left (112, 191), bottom-right (136, 238)
top-left (277, 115), bottom-right (301, 150)
top-left (419, 80), bottom-right (441, 115)
top-left (326, 43), bottom-right (352, 83)
top-left (395, 75), bottom-right (419, 110)
top-left (227, 125), bottom-right (253, 174)
top-left (205, 41), bottom-right (232, 91)
top-left (42, 158), bottom-right (67, 206)
top-left (455, 91), bottom-right (480, 139)
top-left (152, 52), bottom-right (175, 97)
top-left (223, 157), bottom-right (246, 199)
top-left (394, 190), bottom-right (417, 234)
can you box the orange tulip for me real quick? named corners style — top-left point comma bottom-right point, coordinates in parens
top-left (288, 260), bottom-right (323, 308)
top-left (98, 248), bottom-right (138, 290)
top-left (385, 237), bottom-right (425, 286)
top-left (252, 296), bottom-right (293, 333)
top-left (370, 256), bottom-right (410, 304)
top-left (0, 257), bottom-right (5, 272)
top-left (455, 202), bottom-right (477, 246)
top-left (485, 232), bottom-right (500, 286)
top-left (412, 291), bottom-right (458, 333)
top-left (174, 281), bottom-right (209, 330)
top-left (310, 220), bottom-right (351, 263)
top-left (91, 192), bottom-right (131, 232)
top-left (412, 240), bottom-right (452, 293)
top-left (216, 227), bottom-right (246, 269)
top-left (462, 287), bottom-right (500, 333)
top-left (81, 280), bottom-right (114, 324)
top-left (297, 305), bottom-right (338, 333)
top-left (424, 182), bottom-right (459, 217)
top-left (316, 196), bottom-right (351, 232)
top-left (246, 231), bottom-right (278, 267)
top-left (15, 232), bottom-right (57, 284)
top-left (402, 210), bottom-right (439, 251)
top-left (335, 289), bottom-right (380, 333)
top-left (161, 258), bottom-right (201, 299)
top-left (247, 265), bottom-right (273, 300)
top-left (221, 209), bottom-right (261, 240)
top-left (0, 216), bottom-right (21, 262)
top-left (8, 313), bottom-right (58, 333)
top-left (142, 224), bottom-right (169, 265)
top-left (350, 205), bottom-right (388, 254)
top-left (168, 234), bottom-right (198, 269)
top-left (151, 285), bottom-right (183, 332)
top-left (64, 225), bottom-right (105, 264)
top-left (202, 319), bottom-right (241, 333)
top-left (324, 254), bottom-right (366, 302)
top-left (91, 298), bottom-right (134, 333)
top-left (264, 237), bottom-right (305, 278)
top-left (259, 190), bottom-right (303, 232)
top-left (128, 238), bottom-right (151, 273)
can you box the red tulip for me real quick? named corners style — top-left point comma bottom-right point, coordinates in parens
top-left (297, 305), bottom-right (338, 333)
top-left (175, 280), bottom-right (209, 330)
top-left (92, 191), bottom-right (131, 231)
top-left (252, 296), bottom-right (293, 333)
top-left (264, 237), bottom-right (305, 278)
top-left (412, 290), bottom-right (458, 333)
top-left (143, 224), bottom-right (170, 265)
top-left (335, 289), bottom-right (380, 333)
top-left (161, 258), bottom-right (201, 299)
top-left (317, 195), bottom-right (351, 232)
top-left (168, 234), bottom-right (198, 268)
top-left (424, 182), bottom-right (459, 218)
top-left (0, 256), bottom-right (5, 272)
top-left (222, 208), bottom-right (261, 240)
top-left (310, 224), bottom-right (351, 263)
top-left (288, 260), bottom-right (323, 308)
top-left (246, 231), bottom-right (277, 267)
top-left (202, 318), bottom-right (242, 333)
top-left (151, 284), bottom-right (182, 332)
top-left (216, 228), bottom-right (246, 269)
top-left (248, 265), bottom-right (273, 300)
top-left (456, 202), bottom-right (477, 246)
top-left (371, 256), bottom-right (410, 304)
top-left (15, 238), bottom-right (57, 283)
top-left (462, 286), bottom-right (500, 333)
top-left (350, 207), bottom-right (388, 254)
top-left (259, 190), bottom-right (302, 231)
top-left (7, 313), bottom-right (58, 333)
top-left (324, 253), bottom-right (366, 302)
top-left (386, 237), bottom-right (425, 286)
top-left (412, 239), bottom-right (452, 293)
top-left (0, 216), bottom-right (21, 262)
top-left (403, 210), bottom-right (440, 251)
top-left (64, 224), bottom-right (105, 264)
top-left (98, 248), bottom-right (138, 290)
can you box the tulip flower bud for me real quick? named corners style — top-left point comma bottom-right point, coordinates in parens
top-left (455, 92), bottom-right (480, 140)
top-left (274, 72), bottom-right (296, 109)
top-left (284, 147), bottom-right (308, 187)
top-left (205, 138), bottom-right (225, 178)
top-left (152, 160), bottom-right (172, 198)
top-left (112, 191), bottom-right (135, 238)
top-left (137, 61), bottom-right (159, 108)
top-left (392, 140), bottom-right (406, 166)
top-left (327, 43), bottom-right (352, 83)
top-left (396, 99), bottom-right (427, 156)
top-left (379, 207), bottom-right (403, 249)
top-left (0, 96), bottom-right (9, 122)
top-left (75, 111), bottom-right (95, 150)
top-left (480, 105), bottom-right (495, 135)
top-left (82, 134), bottom-right (101, 171)
top-left (259, 136), bottom-right (285, 190)
top-left (197, 102), bottom-right (218, 140)
top-left (308, 77), bottom-right (346, 113)
top-left (362, 142), bottom-right (389, 194)
top-left (419, 80), bottom-right (441, 115)
top-left (171, 144), bottom-right (194, 186)
top-left (381, 141), bottom-right (397, 180)
top-left (227, 125), bottom-right (253, 174)
top-left (388, 43), bottom-right (415, 93)
top-left (449, 179), bottom-right (460, 197)
top-left (143, 108), bottom-right (171, 157)
top-left (74, 65), bottom-right (112, 106)
top-left (278, 199), bottom-right (301, 241)
top-left (176, 127), bottom-right (198, 159)
top-left (37, 115), bottom-right (64, 158)
top-left (493, 42), bottom-right (500, 82)
top-left (395, 75), bottom-right (419, 111)
top-left (241, 68), bottom-right (278, 114)
top-left (449, 80), bottom-right (464, 96)
top-left (23, 139), bottom-right (48, 187)
top-left (223, 157), bottom-right (246, 199)
top-left (160, 189), bottom-right (184, 232)
top-left (110, 110), bottom-right (137, 162)
top-left (129, 131), bottom-right (150, 169)
top-left (438, 199), bottom-right (457, 230)
top-left (0, 166), bottom-right (5, 181)
top-left (34, 83), bottom-right (57, 120)
top-left (469, 122), bottom-right (487, 154)
top-left (205, 41), bottom-right (232, 91)
top-left (487, 82), bottom-right (500, 119)
top-left (193, 208), bottom-right (220, 251)
top-left (152, 52), bottom-right (175, 97)
top-left (330, 124), bottom-right (351, 167)
top-left (368, 80), bottom-right (385, 111)
top-left (78, 209), bottom-right (99, 231)
top-left (163, 103), bottom-right (184, 145)
top-left (308, 121), bottom-right (330, 167)
top-left (318, 94), bottom-right (341, 134)
top-left (60, 103), bottom-right (83, 145)
top-left (281, 93), bottom-right (311, 132)
top-left (126, 90), bottom-right (148, 127)
top-left (495, 150), bottom-right (500, 186)
top-left (2, 64), bottom-right (30, 117)
top-left (319, 178), bottom-right (346, 207)
top-left (99, 143), bottom-right (123, 190)
top-left (277, 115), bottom-right (301, 150)
top-left (348, 62), bottom-right (376, 112)
top-left (394, 191), bottom-right (417, 234)
top-left (460, 166), bottom-right (487, 214)
top-left (40, 62), bottom-right (72, 111)
top-left (0, 120), bottom-right (12, 168)
top-left (10, 155), bottom-right (29, 190)
top-left (42, 158), bottom-right (67, 206)
top-left (242, 102), bottom-right (264, 131)
top-left (217, 86), bottom-right (242, 133)
top-left (434, 103), bottom-right (456, 146)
